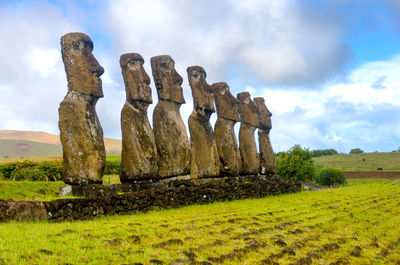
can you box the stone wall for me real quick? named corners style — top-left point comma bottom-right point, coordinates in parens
top-left (0, 178), bottom-right (301, 222)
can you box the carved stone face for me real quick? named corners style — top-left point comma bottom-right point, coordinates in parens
top-left (187, 66), bottom-right (215, 119)
top-left (212, 82), bottom-right (240, 122)
top-left (120, 53), bottom-right (152, 107)
top-left (60, 32), bottom-right (104, 98)
top-left (237, 92), bottom-right (259, 128)
top-left (150, 55), bottom-right (185, 104)
top-left (254, 97), bottom-right (272, 131)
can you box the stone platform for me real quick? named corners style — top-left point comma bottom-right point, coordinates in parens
top-left (65, 175), bottom-right (278, 197)
top-left (0, 177), bottom-right (300, 222)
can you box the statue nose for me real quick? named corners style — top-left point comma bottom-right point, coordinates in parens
top-left (95, 66), bottom-right (104, 77)
top-left (143, 72), bottom-right (151, 84)
top-left (89, 55), bottom-right (104, 76)
top-left (173, 70), bottom-right (183, 85)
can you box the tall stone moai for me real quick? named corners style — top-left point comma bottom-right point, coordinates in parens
top-left (187, 66), bottom-right (220, 178)
top-left (120, 53), bottom-right (158, 182)
top-left (212, 82), bottom-right (241, 176)
top-left (151, 55), bottom-right (191, 178)
top-left (237, 92), bottom-right (260, 176)
top-left (254, 97), bottom-right (276, 175)
top-left (58, 32), bottom-right (106, 185)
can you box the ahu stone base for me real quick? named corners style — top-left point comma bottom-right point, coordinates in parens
top-left (0, 178), bottom-right (301, 222)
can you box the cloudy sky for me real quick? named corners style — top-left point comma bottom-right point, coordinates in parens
top-left (1, 0), bottom-right (400, 153)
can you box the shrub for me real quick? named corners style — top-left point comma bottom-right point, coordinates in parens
top-left (104, 160), bottom-right (121, 175)
top-left (0, 159), bottom-right (121, 181)
top-left (350, 148), bottom-right (363, 154)
top-left (315, 168), bottom-right (346, 186)
top-left (276, 145), bottom-right (315, 182)
top-left (312, 149), bottom-right (338, 157)
top-left (36, 160), bottom-right (63, 181)
top-left (0, 160), bottom-right (62, 181)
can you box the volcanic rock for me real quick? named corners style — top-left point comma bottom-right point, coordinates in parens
top-left (0, 200), bottom-right (47, 222)
top-left (120, 53), bottom-right (158, 181)
top-left (59, 32), bottom-right (106, 185)
top-left (237, 92), bottom-right (259, 175)
top-left (254, 97), bottom-right (275, 175)
top-left (187, 66), bottom-right (219, 178)
top-left (212, 82), bottom-right (240, 176)
top-left (151, 55), bottom-right (191, 178)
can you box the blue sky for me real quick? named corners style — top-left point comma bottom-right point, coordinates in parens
top-left (0, 0), bottom-right (400, 153)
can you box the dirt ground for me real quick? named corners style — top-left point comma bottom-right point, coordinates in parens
top-left (343, 171), bottom-right (400, 178)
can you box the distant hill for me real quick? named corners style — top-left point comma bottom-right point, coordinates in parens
top-left (0, 130), bottom-right (60, 144)
top-left (0, 139), bottom-right (62, 158)
top-left (313, 152), bottom-right (400, 171)
top-left (0, 130), bottom-right (121, 157)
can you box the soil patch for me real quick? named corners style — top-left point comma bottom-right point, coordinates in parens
top-left (343, 171), bottom-right (400, 178)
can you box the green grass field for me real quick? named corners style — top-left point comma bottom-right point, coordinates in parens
top-left (0, 175), bottom-right (120, 201)
top-left (313, 152), bottom-right (400, 171)
top-left (1, 180), bottom-right (400, 264)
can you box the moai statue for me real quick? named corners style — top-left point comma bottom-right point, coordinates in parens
top-left (254, 97), bottom-right (276, 175)
top-left (151, 55), bottom-right (191, 178)
top-left (58, 32), bottom-right (106, 185)
top-left (120, 53), bottom-right (158, 182)
top-left (212, 82), bottom-right (241, 176)
top-left (237, 92), bottom-right (260, 176)
top-left (187, 66), bottom-right (219, 178)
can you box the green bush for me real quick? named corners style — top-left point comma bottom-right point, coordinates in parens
top-left (312, 149), bottom-right (338, 157)
top-left (35, 160), bottom-right (63, 181)
top-left (276, 145), bottom-right (315, 182)
top-left (350, 148), bottom-right (363, 154)
top-left (104, 160), bottom-right (121, 175)
top-left (315, 168), bottom-right (346, 186)
top-left (0, 159), bottom-right (121, 181)
top-left (0, 160), bottom-right (62, 181)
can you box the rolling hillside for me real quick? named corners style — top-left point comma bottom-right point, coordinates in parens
top-left (0, 130), bottom-right (121, 157)
top-left (313, 152), bottom-right (400, 171)
top-left (0, 139), bottom-right (62, 158)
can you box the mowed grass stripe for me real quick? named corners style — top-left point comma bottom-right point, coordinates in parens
top-left (1, 181), bottom-right (400, 264)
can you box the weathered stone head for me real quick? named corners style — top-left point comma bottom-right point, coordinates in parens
top-left (187, 66), bottom-right (215, 119)
top-left (254, 97), bottom-right (272, 131)
top-left (151, 55), bottom-right (185, 104)
top-left (212, 82), bottom-right (240, 122)
top-left (237, 92), bottom-right (259, 128)
top-left (60, 32), bottom-right (104, 98)
top-left (120, 53), bottom-right (152, 110)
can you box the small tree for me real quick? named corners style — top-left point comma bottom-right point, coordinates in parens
top-left (312, 149), bottom-right (338, 157)
top-left (350, 148), bottom-right (363, 154)
top-left (315, 168), bottom-right (346, 186)
top-left (276, 145), bottom-right (315, 182)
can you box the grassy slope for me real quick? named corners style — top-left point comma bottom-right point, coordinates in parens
top-left (0, 129), bottom-right (122, 154)
top-left (313, 152), bottom-right (400, 171)
top-left (0, 175), bottom-right (120, 201)
top-left (0, 139), bottom-right (62, 158)
top-left (0, 181), bottom-right (66, 201)
top-left (1, 181), bottom-right (400, 264)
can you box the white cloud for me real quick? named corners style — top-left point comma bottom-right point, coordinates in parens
top-left (262, 55), bottom-right (400, 153)
top-left (98, 0), bottom-right (352, 139)
top-left (27, 48), bottom-right (60, 78)
top-left (104, 0), bottom-right (349, 85)
top-left (0, 2), bottom-right (80, 134)
top-left (0, 0), bottom-right (399, 156)
top-left (245, 86), bottom-right (256, 95)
